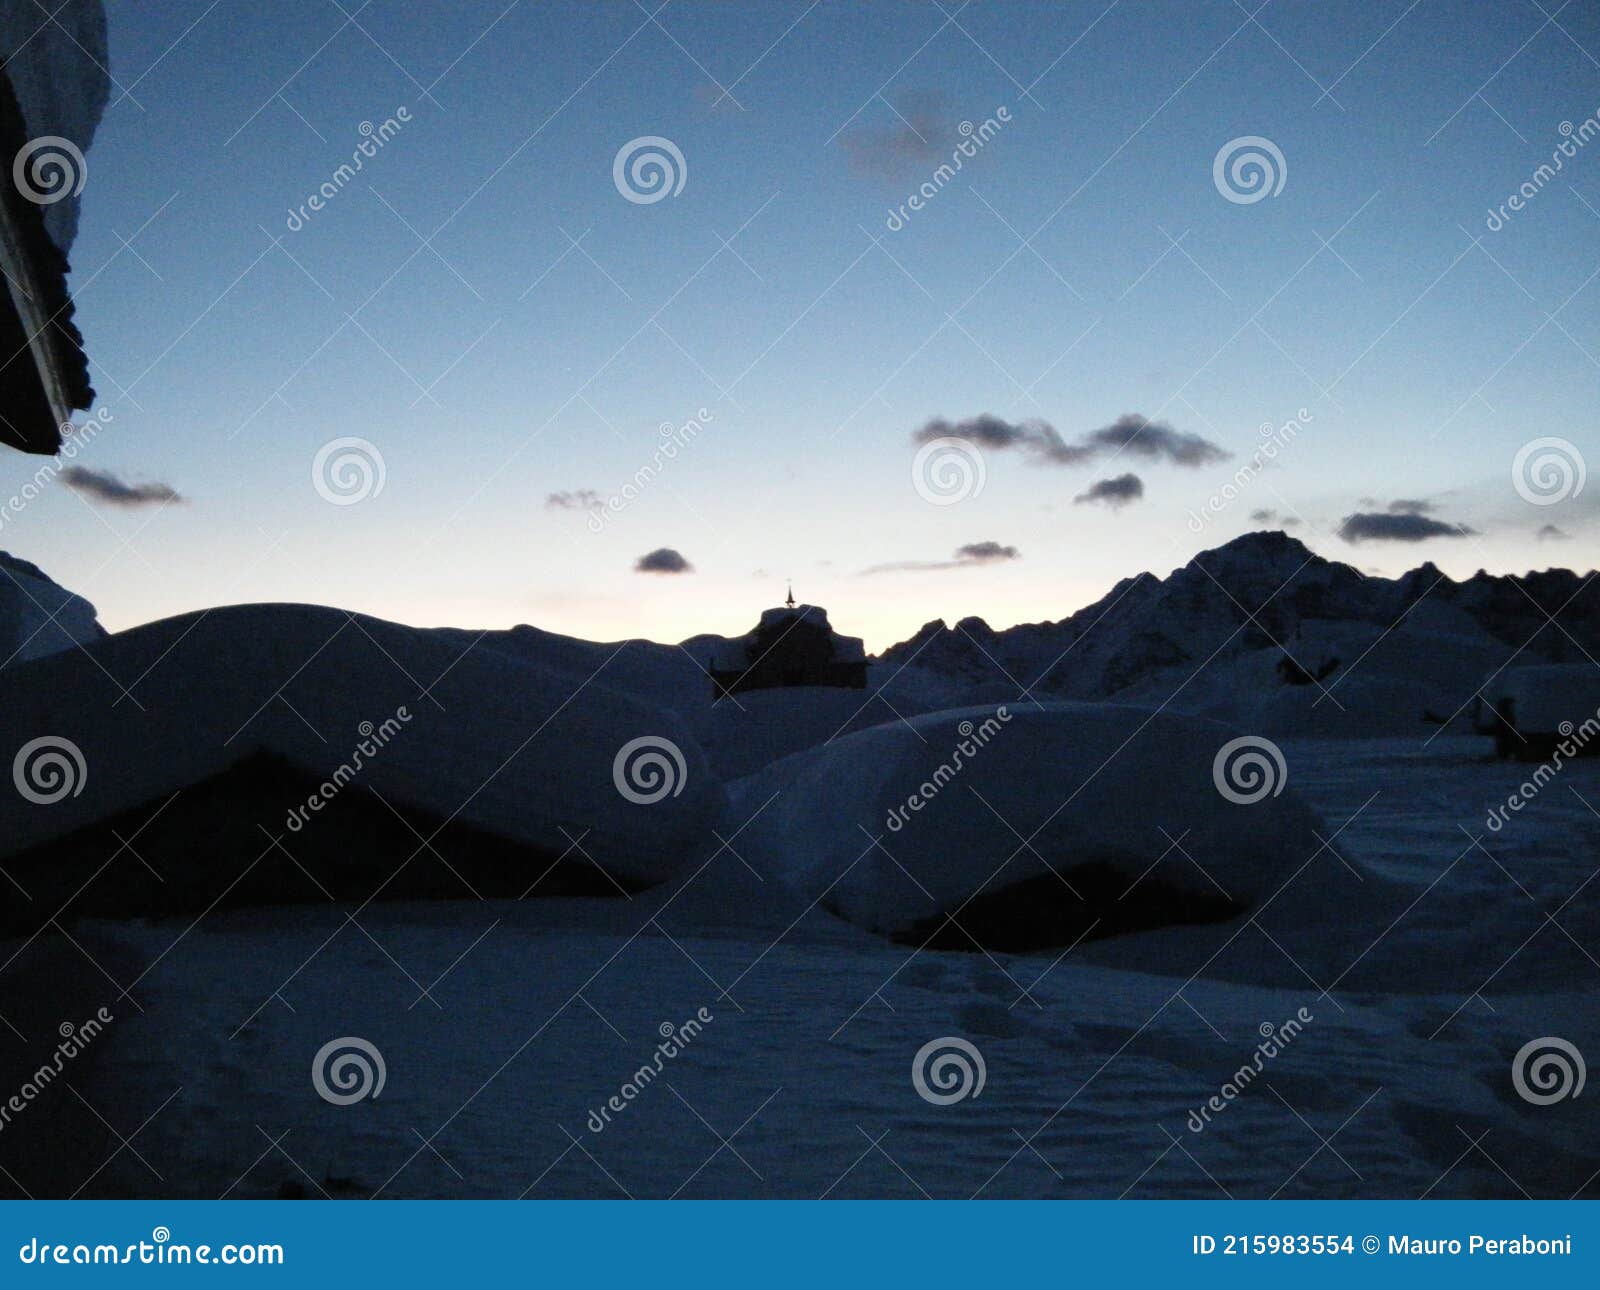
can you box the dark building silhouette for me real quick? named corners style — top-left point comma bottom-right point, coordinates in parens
top-left (710, 587), bottom-right (868, 699)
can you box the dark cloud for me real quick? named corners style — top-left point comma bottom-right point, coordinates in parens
top-left (61, 467), bottom-right (183, 507)
top-left (912, 412), bottom-right (1227, 470)
top-left (839, 93), bottom-right (949, 179)
top-left (953, 541), bottom-right (1019, 562)
top-left (546, 489), bottom-right (601, 510)
top-left (634, 547), bottom-right (693, 574)
top-left (1337, 512), bottom-right (1476, 543)
top-left (1537, 524), bottom-right (1571, 541)
top-left (1073, 473), bottom-right (1144, 508)
top-left (861, 541), bottom-right (1022, 576)
top-left (913, 413), bottom-right (1044, 453)
top-left (1080, 413), bottom-right (1230, 467)
top-left (1386, 499), bottom-right (1434, 515)
top-left (1248, 509), bottom-right (1300, 528)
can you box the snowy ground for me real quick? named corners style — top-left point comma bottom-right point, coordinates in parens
top-left (16, 735), bottom-right (1597, 1200)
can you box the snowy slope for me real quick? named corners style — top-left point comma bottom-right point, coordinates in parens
top-left (0, 549), bottom-right (105, 665)
top-left (878, 532), bottom-right (1600, 735)
top-left (0, 603), bottom-right (722, 883)
top-left (20, 736), bottom-right (1597, 1199)
top-left (728, 703), bottom-right (1347, 943)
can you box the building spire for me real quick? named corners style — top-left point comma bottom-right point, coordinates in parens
top-left (785, 581), bottom-right (796, 609)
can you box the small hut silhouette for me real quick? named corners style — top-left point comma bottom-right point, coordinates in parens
top-left (709, 586), bottom-right (868, 699)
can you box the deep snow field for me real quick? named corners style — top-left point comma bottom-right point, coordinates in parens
top-left (33, 734), bottom-right (1600, 1200)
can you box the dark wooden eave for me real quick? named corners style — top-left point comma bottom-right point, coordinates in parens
top-left (0, 66), bottom-right (94, 455)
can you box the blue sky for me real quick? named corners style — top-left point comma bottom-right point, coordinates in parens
top-left (10, 0), bottom-right (1600, 649)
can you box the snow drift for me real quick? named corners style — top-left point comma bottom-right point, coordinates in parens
top-left (0, 549), bottom-right (105, 665)
top-left (729, 702), bottom-right (1334, 947)
top-left (0, 603), bottom-right (722, 884)
top-left (1493, 664), bottom-right (1600, 739)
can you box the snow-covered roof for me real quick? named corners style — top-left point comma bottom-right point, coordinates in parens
top-left (1496, 665), bottom-right (1600, 736)
top-left (709, 603), bottom-right (866, 670)
top-left (0, 604), bottom-right (724, 883)
top-left (730, 702), bottom-right (1336, 938)
top-left (0, 549), bottom-right (105, 665)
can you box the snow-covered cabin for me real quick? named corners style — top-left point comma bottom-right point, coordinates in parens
top-left (0, 604), bottom-right (726, 934)
top-left (0, 0), bottom-right (107, 453)
top-left (708, 590), bottom-right (868, 699)
top-left (1480, 665), bottom-right (1600, 761)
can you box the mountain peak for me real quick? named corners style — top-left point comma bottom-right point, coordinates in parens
top-left (1202, 529), bottom-right (1319, 566)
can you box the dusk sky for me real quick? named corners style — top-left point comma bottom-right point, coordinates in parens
top-left (12, 0), bottom-right (1600, 650)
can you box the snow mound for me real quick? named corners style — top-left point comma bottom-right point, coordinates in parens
top-left (1494, 664), bottom-right (1600, 736)
top-left (684, 685), bottom-right (935, 779)
top-left (0, 603), bottom-right (722, 883)
top-left (0, 550), bottom-right (105, 666)
top-left (730, 702), bottom-right (1334, 944)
